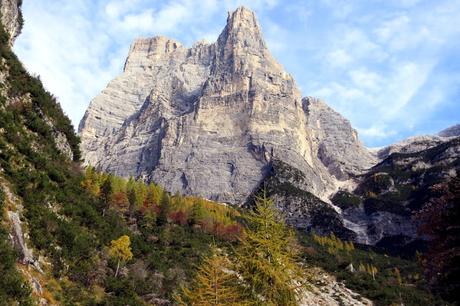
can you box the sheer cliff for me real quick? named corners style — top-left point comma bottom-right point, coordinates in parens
top-left (79, 7), bottom-right (375, 205)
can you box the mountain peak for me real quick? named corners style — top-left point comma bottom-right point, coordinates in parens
top-left (218, 6), bottom-right (266, 51)
top-left (123, 36), bottom-right (183, 73)
top-left (228, 6), bottom-right (258, 25)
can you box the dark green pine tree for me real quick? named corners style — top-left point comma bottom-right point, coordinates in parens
top-left (157, 192), bottom-right (170, 226)
top-left (99, 175), bottom-right (113, 215)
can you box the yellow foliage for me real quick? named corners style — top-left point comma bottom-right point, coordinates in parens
top-left (109, 235), bottom-right (133, 263)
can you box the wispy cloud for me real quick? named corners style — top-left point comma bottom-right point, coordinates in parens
top-left (14, 0), bottom-right (460, 147)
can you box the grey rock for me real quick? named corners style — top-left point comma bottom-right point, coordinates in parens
top-left (304, 96), bottom-right (377, 179)
top-left (0, 0), bottom-right (21, 45)
top-left (377, 124), bottom-right (460, 159)
top-left (31, 277), bottom-right (43, 294)
top-left (342, 137), bottom-right (460, 247)
top-left (438, 124), bottom-right (460, 137)
top-left (300, 267), bottom-right (372, 306)
top-left (377, 135), bottom-right (447, 159)
top-left (41, 115), bottom-right (74, 160)
top-left (7, 211), bottom-right (34, 264)
top-left (7, 211), bottom-right (42, 272)
top-left (79, 7), bottom-right (375, 205)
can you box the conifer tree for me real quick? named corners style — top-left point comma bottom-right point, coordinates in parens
top-left (127, 186), bottom-right (136, 217)
top-left (175, 245), bottom-right (246, 305)
top-left (157, 192), bottom-right (170, 226)
top-left (236, 192), bottom-right (307, 305)
top-left (81, 166), bottom-right (100, 196)
top-left (100, 175), bottom-right (113, 214)
top-left (190, 200), bottom-right (206, 226)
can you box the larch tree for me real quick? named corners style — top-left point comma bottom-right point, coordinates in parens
top-left (236, 192), bottom-right (308, 305)
top-left (175, 244), bottom-right (247, 305)
top-left (108, 235), bottom-right (133, 277)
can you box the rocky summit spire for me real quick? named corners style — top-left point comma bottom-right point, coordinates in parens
top-left (217, 6), bottom-right (266, 51)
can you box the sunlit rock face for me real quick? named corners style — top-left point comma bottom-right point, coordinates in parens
top-left (79, 7), bottom-right (375, 204)
top-left (0, 0), bottom-right (21, 45)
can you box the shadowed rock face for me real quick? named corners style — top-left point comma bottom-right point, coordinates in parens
top-left (79, 7), bottom-right (375, 204)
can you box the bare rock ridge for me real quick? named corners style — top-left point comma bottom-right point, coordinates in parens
top-left (0, 0), bottom-right (21, 45)
top-left (377, 124), bottom-right (460, 159)
top-left (79, 7), bottom-right (375, 204)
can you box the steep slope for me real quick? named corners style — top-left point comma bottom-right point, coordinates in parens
top-left (333, 137), bottom-right (460, 252)
top-left (79, 7), bottom-right (374, 205)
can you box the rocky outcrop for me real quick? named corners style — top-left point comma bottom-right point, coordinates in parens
top-left (336, 137), bottom-right (460, 251)
top-left (377, 124), bottom-right (460, 159)
top-left (377, 135), bottom-right (448, 159)
top-left (304, 97), bottom-right (377, 180)
top-left (438, 124), bottom-right (460, 137)
top-left (44, 115), bottom-right (74, 160)
top-left (7, 211), bottom-right (35, 265)
top-left (0, 0), bottom-right (22, 45)
top-left (79, 7), bottom-right (374, 205)
top-left (300, 268), bottom-right (372, 306)
top-left (1, 181), bottom-right (42, 272)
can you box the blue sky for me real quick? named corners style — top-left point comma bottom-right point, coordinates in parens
top-left (14, 0), bottom-right (460, 147)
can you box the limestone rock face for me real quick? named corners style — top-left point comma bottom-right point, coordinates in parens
top-left (80, 7), bottom-right (375, 204)
top-left (304, 97), bottom-right (377, 180)
top-left (377, 125), bottom-right (460, 159)
top-left (0, 0), bottom-right (21, 45)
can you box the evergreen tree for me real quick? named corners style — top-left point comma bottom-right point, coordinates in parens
top-left (81, 166), bottom-right (100, 196)
top-left (236, 193), bottom-right (308, 305)
top-left (175, 245), bottom-right (247, 305)
top-left (127, 187), bottom-right (136, 217)
top-left (100, 175), bottom-right (113, 214)
top-left (157, 192), bottom-right (170, 226)
top-left (190, 200), bottom-right (206, 226)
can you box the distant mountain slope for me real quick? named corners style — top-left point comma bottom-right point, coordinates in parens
top-left (335, 137), bottom-right (460, 252)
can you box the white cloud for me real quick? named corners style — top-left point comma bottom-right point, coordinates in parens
top-left (358, 125), bottom-right (397, 139)
top-left (120, 9), bottom-right (155, 31)
top-left (349, 68), bottom-right (381, 90)
top-left (327, 49), bottom-right (352, 67)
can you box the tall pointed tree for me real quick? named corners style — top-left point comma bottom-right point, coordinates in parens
top-left (175, 245), bottom-right (247, 305)
top-left (236, 192), bottom-right (308, 305)
top-left (100, 175), bottom-right (113, 215)
top-left (157, 192), bottom-right (170, 226)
